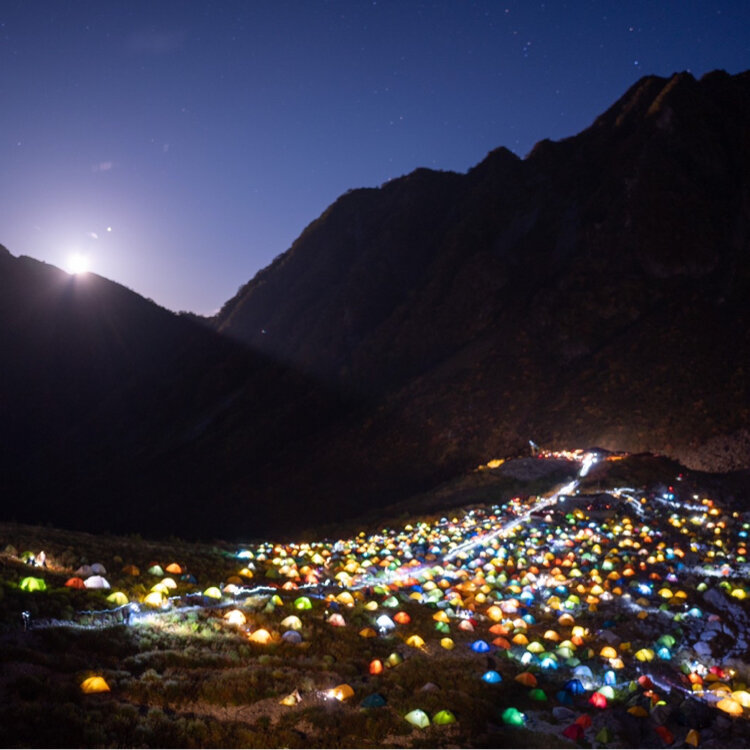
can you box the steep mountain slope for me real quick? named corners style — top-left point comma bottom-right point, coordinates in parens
top-left (0, 249), bottom-right (349, 539)
top-left (212, 69), bottom-right (750, 507)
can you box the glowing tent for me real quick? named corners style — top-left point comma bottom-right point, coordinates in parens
top-left (81, 676), bottom-right (111, 694)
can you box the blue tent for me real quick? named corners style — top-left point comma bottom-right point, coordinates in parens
top-left (564, 678), bottom-right (586, 696)
top-left (361, 693), bottom-right (387, 708)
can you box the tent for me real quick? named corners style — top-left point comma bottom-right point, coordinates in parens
top-left (19, 577), bottom-right (46, 592)
top-left (143, 592), bottom-right (166, 607)
top-left (361, 693), bottom-right (386, 708)
top-left (405, 709), bottom-right (430, 728)
top-left (433, 710), bottom-right (457, 725)
top-left (386, 652), bottom-right (403, 667)
top-left (84, 576), bottom-right (110, 589)
top-left (716, 697), bottom-right (743, 717)
top-left (279, 689), bottom-right (301, 706)
top-left (595, 726), bottom-right (614, 744)
top-left (327, 684), bottom-right (354, 701)
top-left (81, 676), bottom-right (110, 694)
top-left (280, 615), bottom-right (303, 631)
top-left (224, 609), bottom-right (247, 626)
top-left (248, 628), bottom-right (273, 644)
top-left (376, 614), bottom-right (396, 632)
top-left (589, 691), bottom-right (608, 708)
top-left (564, 679), bottom-right (586, 695)
top-left (501, 707), bottom-right (525, 726)
top-left (654, 726), bottom-right (674, 744)
top-left (515, 672), bottom-right (537, 687)
top-left (562, 723), bottom-right (584, 741)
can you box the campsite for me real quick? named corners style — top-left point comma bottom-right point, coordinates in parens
top-left (2, 449), bottom-right (750, 748)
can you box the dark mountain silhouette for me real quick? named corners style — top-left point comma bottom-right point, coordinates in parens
top-left (0, 249), bottom-right (354, 539)
top-left (3, 69), bottom-right (750, 539)
top-left (212, 70), bottom-right (750, 484)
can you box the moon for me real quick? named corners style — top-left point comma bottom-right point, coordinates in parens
top-left (65, 253), bottom-right (90, 275)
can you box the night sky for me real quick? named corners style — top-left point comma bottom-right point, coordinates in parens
top-left (2, 1), bottom-right (748, 314)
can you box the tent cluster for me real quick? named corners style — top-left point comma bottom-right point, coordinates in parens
top-left (192, 466), bottom-right (745, 740)
top-left (8, 450), bottom-right (750, 743)
top-left (220, 466), bottom-right (750, 740)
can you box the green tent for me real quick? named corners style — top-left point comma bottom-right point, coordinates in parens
top-left (387, 652), bottom-right (403, 667)
top-left (433, 710), bottom-right (457, 725)
top-left (294, 596), bottom-right (312, 610)
top-left (596, 726), bottom-right (614, 744)
top-left (19, 576), bottom-right (46, 592)
top-left (501, 707), bottom-right (525, 727)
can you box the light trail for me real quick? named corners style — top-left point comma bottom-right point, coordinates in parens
top-left (443, 453), bottom-right (598, 563)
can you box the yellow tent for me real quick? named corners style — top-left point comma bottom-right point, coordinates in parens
top-left (143, 591), bottom-right (165, 608)
top-left (279, 689), bottom-right (301, 706)
top-left (249, 628), bottom-right (273, 644)
top-left (717, 698), bottom-right (743, 717)
top-left (327, 684), bottom-right (354, 701)
top-left (81, 676), bottom-right (110, 694)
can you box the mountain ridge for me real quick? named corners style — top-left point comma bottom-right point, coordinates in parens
top-left (3, 69), bottom-right (750, 540)
top-left (209, 68), bottom-right (750, 478)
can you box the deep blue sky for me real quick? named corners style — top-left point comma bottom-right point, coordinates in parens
top-left (2, 1), bottom-right (748, 314)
